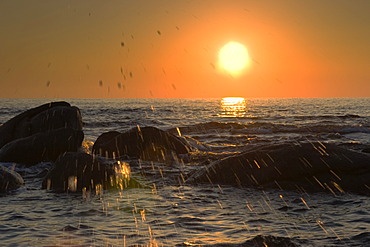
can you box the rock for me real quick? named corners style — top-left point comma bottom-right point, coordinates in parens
top-left (0, 165), bottom-right (24, 193)
top-left (42, 152), bottom-right (131, 193)
top-left (92, 131), bottom-right (121, 156)
top-left (0, 128), bottom-right (84, 165)
top-left (92, 126), bottom-right (192, 160)
top-left (0, 101), bottom-right (84, 166)
top-left (0, 101), bottom-right (83, 149)
top-left (29, 105), bottom-right (83, 133)
top-left (188, 142), bottom-right (370, 195)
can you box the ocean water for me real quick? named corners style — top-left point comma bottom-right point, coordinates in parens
top-left (0, 97), bottom-right (370, 246)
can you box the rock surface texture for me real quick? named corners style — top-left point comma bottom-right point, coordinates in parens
top-left (188, 142), bottom-right (370, 195)
top-left (42, 152), bottom-right (131, 193)
top-left (0, 102), bottom-right (84, 165)
top-left (93, 126), bottom-right (192, 160)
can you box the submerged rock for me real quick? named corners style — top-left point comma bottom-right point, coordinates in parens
top-left (93, 126), bottom-right (192, 160)
top-left (42, 152), bottom-right (131, 193)
top-left (201, 235), bottom-right (299, 247)
top-left (0, 128), bottom-right (84, 165)
top-left (0, 101), bottom-right (83, 149)
top-left (188, 142), bottom-right (370, 195)
top-left (0, 165), bottom-right (24, 193)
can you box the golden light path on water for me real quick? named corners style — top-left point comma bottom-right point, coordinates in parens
top-left (220, 97), bottom-right (247, 117)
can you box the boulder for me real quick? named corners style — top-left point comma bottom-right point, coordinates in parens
top-left (92, 130), bottom-right (121, 156)
top-left (92, 126), bottom-right (192, 160)
top-left (0, 101), bottom-right (83, 149)
top-left (0, 128), bottom-right (84, 165)
top-left (42, 152), bottom-right (131, 192)
top-left (0, 165), bottom-right (24, 193)
top-left (0, 101), bottom-right (84, 166)
top-left (29, 105), bottom-right (82, 134)
top-left (188, 142), bottom-right (370, 195)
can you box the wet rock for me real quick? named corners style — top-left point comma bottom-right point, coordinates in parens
top-left (42, 152), bottom-right (131, 192)
top-left (0, 101), bottom-right (84, 166)
top-left (188, 142), bottom-right (370, 195)
top-left (0, 128), bottom-right (84, 165)
top-left (0, 165), bottom-right (24, 193)
top-left (92, 126), bottom-right (192, 160)
top-left (92, 130), bottom-right (121, 156)
top-left (0, 101), bottom-right (83, 149)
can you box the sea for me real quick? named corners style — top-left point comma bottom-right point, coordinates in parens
top-left (0, 97), bottom-right (370, 246)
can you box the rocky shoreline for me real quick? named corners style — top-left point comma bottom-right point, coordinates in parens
top-left (1, 101), bottom-right (370, 196)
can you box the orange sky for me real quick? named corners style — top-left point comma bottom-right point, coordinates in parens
top-left (1, 0), bottom-right (369, 98)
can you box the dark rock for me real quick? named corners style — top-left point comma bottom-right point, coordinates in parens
top-left (0, 101), bottom-right (83, 149)
top-left (188, 142), bottom-right (370, 195)
top-left (0, 128), bottom-right (84, 165)
top-left (0, 165), bottom-right (24, 193)
top-left (29, 105), bottom-right (82, 134)
top-left (92, 131), bottom-right (121, 156)
top-left (92, 126), bottom-right (192, 160)
top-left (0, 101), bottom-right (84, 166)
top-left (42, 152), bottom-right (131, 192)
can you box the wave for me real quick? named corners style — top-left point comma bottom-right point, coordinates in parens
top-left (293, 114), bottom-right (364, 120)
top-left (84, 119), bottom-right (166, 128)
top-left (337, 127), bottom-right (370, 134)
top-left (172, 121), bottom-right (370, 136)
top-left (84, 119), bottom-right (131, 128)
top-left (351, 232), bottom-right (370, 242)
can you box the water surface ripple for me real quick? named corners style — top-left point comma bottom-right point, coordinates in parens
top-left (1, 98), bottom-right (370, 246)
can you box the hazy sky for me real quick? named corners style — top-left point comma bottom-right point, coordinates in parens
top-left (1, 0), bottom-right (369, 98)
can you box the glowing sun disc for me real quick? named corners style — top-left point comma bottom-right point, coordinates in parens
top-left (218, 41), bottom-right (250, 76)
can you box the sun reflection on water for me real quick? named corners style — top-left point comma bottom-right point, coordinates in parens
top-left (220, 97), bottom-right (246, 117)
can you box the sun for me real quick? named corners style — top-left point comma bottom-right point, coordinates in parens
top-left (218, 41), bottom-right (250, 76)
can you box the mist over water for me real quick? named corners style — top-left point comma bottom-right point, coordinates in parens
top-left (1, 98), bottom-right (370, 246)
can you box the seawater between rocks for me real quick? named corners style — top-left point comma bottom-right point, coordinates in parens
top-left (1, 98), bottom-right (370, 246)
